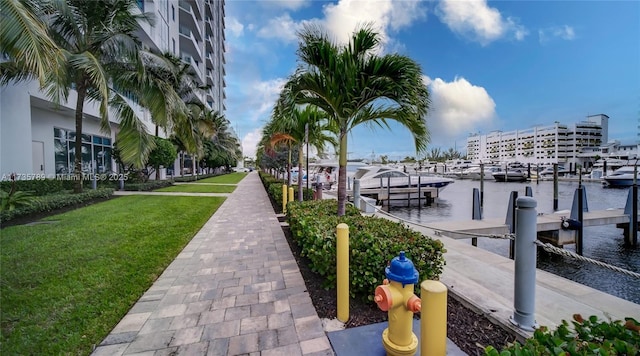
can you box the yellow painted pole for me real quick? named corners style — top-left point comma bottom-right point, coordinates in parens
top-left (336, 223), bottom-right (349, 322)
top-left (282, 184), bottom-right (288, 214)
top-left (420, 280), bottom-right (448, 356)
top-left (288, 186), bottom-right (294, 204)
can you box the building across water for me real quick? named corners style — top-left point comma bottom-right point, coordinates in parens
top-left (466, 114), bottom-right (638, 170)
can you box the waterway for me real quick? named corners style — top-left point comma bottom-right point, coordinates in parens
top-left (386, 179), bottom-right (640, 304)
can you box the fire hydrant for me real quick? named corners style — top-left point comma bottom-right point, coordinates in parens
top-left (374, 251), bottom-right (422, 356)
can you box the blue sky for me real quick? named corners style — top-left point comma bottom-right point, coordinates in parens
top-left (224, 0), bottom-right (639, 160)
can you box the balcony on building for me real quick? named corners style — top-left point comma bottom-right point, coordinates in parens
top-left (179, 0), bottom-right (202, 35)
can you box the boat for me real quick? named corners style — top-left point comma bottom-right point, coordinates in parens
top-left (538, 165), bottom-right (571, 180)
top-left (602, 166), bottom-right (638, 187)
top-left (352, 165), bottom-right (454, 190)
top-left (462, 165), bottom-right (503, 180)
top-left (492, 169), bottom-right (528, 182)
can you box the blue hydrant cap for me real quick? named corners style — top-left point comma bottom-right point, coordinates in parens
top-left (385, 251), bottom-right (419, 286)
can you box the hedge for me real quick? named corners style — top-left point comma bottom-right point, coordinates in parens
top-left (123, 180), bottom-right (173, 191)
top-left (0, 179), bottom-right (66, 196)
top-left (285, 199), bottom-right (446, 301)
top-left (0, 188), bottom-right (114, 223)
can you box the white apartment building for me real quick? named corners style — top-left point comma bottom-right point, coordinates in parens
top-left (466, 114), bottom-right (609, 168)
top-left (0, 0), bottom-right (226, 178)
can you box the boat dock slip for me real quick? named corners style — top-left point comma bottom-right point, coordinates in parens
top-left (425, 209), bottom-right (639, 245)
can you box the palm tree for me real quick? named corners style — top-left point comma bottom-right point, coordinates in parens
top-left (270, 104), bottom-right (337, 201)
top-left (281, 24), bottom-right (430, 215)
top-left (0, 0), bottom-right (65, 87)
top-left (1, 0), bottom-right (155, 193)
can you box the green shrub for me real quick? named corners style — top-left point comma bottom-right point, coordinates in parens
top-left (485, 314), bottom-right (640, 355)
top-left (286, 199), bottom-right (446, 301)
top-left (0, 179), bottom-right (66, 196)
top-left (0, 188), bottom-right (114, 223)
top-left (173, 173), bottom-right (218, 182)
top-left (123, 180), bottom-right (173, 191)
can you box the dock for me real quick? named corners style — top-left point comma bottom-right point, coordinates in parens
top-left (348, 186), bottom-right (439, 206)
top-left (424, 209), bottom-right (639, 245)
top-left (374, 212), bottom-right (640, 342)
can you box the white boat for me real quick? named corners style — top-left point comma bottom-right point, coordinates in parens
top-left (538, 165), bottom-right (571, 180)
top-left (602, 166), bottom-right (638, 187)
top-left (463, 165), bottom-right (503, 180)
top-left (352, 166), bottom-right (454, 190)
top-left (492, 169), bottom-right (528, 182)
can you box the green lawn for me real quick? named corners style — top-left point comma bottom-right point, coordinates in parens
top-left (0, 195), bottom-right (224, 355)
top-left (155, 184), bottom-right (236, 193)
top-left (197, 172), bottom-right (247, 184)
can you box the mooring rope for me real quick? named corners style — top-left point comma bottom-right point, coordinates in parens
top-left (533, 240), bottom-right (640, 279)
top-left (359, 198), bottom-right (639, 279)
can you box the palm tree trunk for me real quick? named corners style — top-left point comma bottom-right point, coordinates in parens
top-left (73, 79), bottom-right (88, 194)
top-left (337, 131), bottom-right (348, 216)
top-left (287, 143), bottom-right (292, 187)
top-left (298, 144), bottom-right (304, 202)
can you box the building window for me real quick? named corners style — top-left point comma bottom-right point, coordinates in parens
top-left (54, 128), bottom-right (112, 174)
top-left (172, 38), bottom-right (176, 54)
top-left (172, 5), bottom-right (175, 21)
top-left (136, 0), bottom-right (144, 11)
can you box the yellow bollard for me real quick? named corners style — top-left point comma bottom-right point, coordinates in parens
top-left (288, 186), bottom-right (294, 204)
top-left (282, 184), bottom-right (288, 214)
top-left (420, 280), bottom-right (448, 356)
top-left (336, 223), bottom-right (349, 322)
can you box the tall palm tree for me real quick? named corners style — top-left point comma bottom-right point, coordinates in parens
top-left (1, 0), bottom-right (154, 193)
top-left (270, 104), bottom-right (337, 201)
top-left (282, 24), bottom-right (431, 215)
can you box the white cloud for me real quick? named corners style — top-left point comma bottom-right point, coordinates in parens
top-left (226, 17), bottom-right (244, 37)
top-left (247, 78), bottom-right (288, 122)
top-left (539, 25), bottom-right (576, 43)
top-left (320, 0), bottom-right (427, 50)
top-left (242, 127), bottom-right (263, 159)
top-left (436, 0), bottom-right (527, 46)
top-left (260, 0), bottom-right (310, 11)
top-left (423, 75), bottom-right (496, 137)
top-left (256, 13), bottom-right (301, 43)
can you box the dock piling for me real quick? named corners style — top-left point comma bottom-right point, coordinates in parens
top-left (510, 196), bottom-right (538, 331)
top-left (553, 163), bottom-right (559, 211)
top-left (506, 191), bottom-right (518, 259)
top-left (472, 188), bottom-right (482, 247)
top-left (353, 179), bottom-right (361, 210)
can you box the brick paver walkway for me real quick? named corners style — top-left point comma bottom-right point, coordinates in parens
top-left (92, 172), bottom-right (334, 355)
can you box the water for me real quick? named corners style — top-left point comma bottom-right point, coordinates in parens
top-left (386, 179), bottom-right (640, 304)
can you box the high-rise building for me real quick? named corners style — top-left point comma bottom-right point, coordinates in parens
top-left (0, 0), bottom-right (226, 177)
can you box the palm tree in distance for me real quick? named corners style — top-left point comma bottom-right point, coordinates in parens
top-left (270, 104), bottom-right (337, 201)
top-left (281, 24), bottom-right (431, 215)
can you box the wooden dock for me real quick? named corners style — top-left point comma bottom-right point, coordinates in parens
top-left (425, 209), bottom-right (639, 245)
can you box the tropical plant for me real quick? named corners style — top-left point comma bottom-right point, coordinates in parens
top-left (1, 0), bottom-right (156, 193)
top-left (269, 103), bottom-right (337, 201)
top-left (281, 24), bottom-right (430, 215)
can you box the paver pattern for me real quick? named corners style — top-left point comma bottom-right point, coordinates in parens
top-left (93, 172), bottom-right (333, 355)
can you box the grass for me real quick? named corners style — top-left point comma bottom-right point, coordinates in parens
top-left (155, 184), bottom-right (236, 193)
top-left (197, 172), bottom-right (247, 184)
top-left (0, 195), bottom-right (224, 355)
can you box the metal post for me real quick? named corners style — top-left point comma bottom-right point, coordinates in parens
top-left (576, 186), bottom-right (584, 255)
top-left (632, 165), bottom-right (638, 246)
top-left (506, 191), bottom-right (518, 259)
top-left (472, 188), bottom-right (481, 247)
top-left (288, 186), bottom-right (294, 204)
top-left (510, 196), bottom-right (538, 331)
top-left (337, 223), bottom-right (349, 322)
top-left (387, 176), bottom-right (391, 207)
top-left (353, 179), bottom-right (361, 210)
top-left (480, 163), bottom-right (485, 213)
top-left (119, 177), bottom-right (124, 191)
top-left (420, 280), bottom-right (447, 356)
top-left (282, 184), bottom-right (288, 214)
top-left (305, 123), bottom-right (309, 191)
top-left (553, 163), bottom-right (559, 211)
top-left (536, 164), bottom-right (539, 185)
top-left (417, 175), bottom-right (421, 207)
